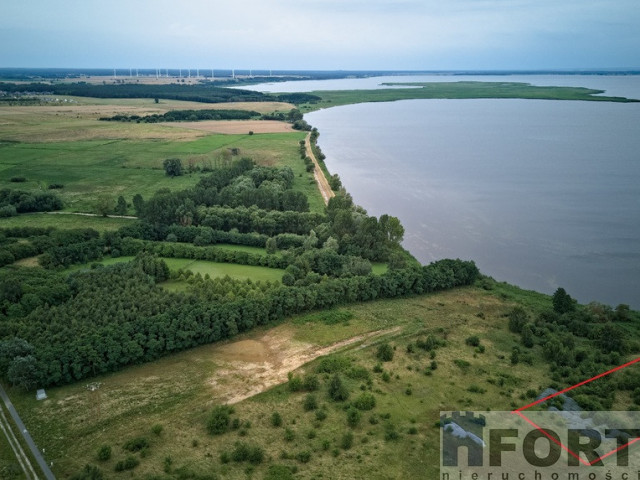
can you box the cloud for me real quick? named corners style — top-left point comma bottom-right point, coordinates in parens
top-left (1, 0), bottom-right (638, 68)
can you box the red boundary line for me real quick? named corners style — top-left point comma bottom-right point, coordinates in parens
top-left (512, 356), bottom-right (640, 466)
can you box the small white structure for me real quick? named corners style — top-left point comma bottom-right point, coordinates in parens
top-left (36, 389), bottom-right (47, 401)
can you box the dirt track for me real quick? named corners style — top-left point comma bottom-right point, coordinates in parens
top-left (305, 133), bottom-right (335, 205)
top-left (209, 326), bottom-right (400, 404)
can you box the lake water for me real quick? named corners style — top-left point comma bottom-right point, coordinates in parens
top-left (249, 75), bottom-right (640, 308)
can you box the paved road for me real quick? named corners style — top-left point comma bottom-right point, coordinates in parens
top-left (0, 383), bottom-right (56, 480)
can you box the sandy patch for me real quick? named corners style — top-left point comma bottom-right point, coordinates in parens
top-left (208, 325), bottom-right (401, 404)
top-left (164, 120), bottom-right (293, 134)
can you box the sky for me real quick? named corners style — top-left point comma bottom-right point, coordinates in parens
top-left (2, 0), bottom-right (639, 70)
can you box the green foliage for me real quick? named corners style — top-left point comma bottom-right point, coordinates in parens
top-left (508, 307), bottom-right (528, 333)
top-left (96, 445), bottom-right (111, 461)
top-left (376, 343), bottom-right (394, 362)
top-left (346, 407), bottom-right (361, 427)
top-left (296, 450), bottom-right (312, 463)
top-left (352, 392), bottom-right (376, 411)
top-left (303, 394), bottom-right (318, 411)
top-left (264, 465), bottom-right (295, 480)
top-left (122, 436), bottom-right (149, 452)
top-left (453, 359), bottom-right (471, 371)
top-left (151, 424), bottom-right (163, 435)
top-left (70, 464), bottom-right (104, 480)
top-left (341, 432), bottom-right (354, 450)
top-left (552, 288), bottom-right (576, 314)
top-left (163, 158), bottom-right (183, 177)
top-left (270, 411), bottom-right (283, 427)
top-left (284, 428), bottom-right (295, 442)
top-left (465, 335), bottom-right (480, 347)
top-left (230, 442), bottom-right (264, 464)
top-left (207, 405), bottom-right (234, 435)
top-left (316, 356), bottom-right (351, 374)
top-left (328, 374), bottom-right (350, 402)
top-left (114, 456), bottom-right (139, 472)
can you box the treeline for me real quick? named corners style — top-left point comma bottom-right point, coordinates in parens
top-left (0, 188), bottom-right (63, 217)
top-left (508, 287), bottom-right (636, 411)
top-left (99, 108), bottom-right (260, 123)
top-left (0, 258), bottom-right (479, 388)
top-left (0, 82), bottom-right (268, 104)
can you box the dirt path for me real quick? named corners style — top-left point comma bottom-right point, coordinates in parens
top-left (305, 133), bottom-right (335, 205)
top-left (209, 326), bottom-right (401, 404)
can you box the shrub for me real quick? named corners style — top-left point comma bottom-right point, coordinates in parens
top-left (265, 465), bottom-right (295, 480)
top-left (207, 405), bottom-right (234, 435)
top-left (284, 428), bottom-right (295, 442)
top-left (453, 359), bottom-right (471, 371)
top-left (353, 392), bottom-right (376, 411)
top-left (346, 407), bottom-right (361, 427)
top-left (465, 335), bottom-right (480, 347)
top-left (231, 442), bottom-right (264, 465)
top-left (114, 456), bottom-right (139, 472)
top-left (271, 411), bottom-right (283, 427)
top-left (430, 360), bottom-right (438, 370)
top-left (151, 424), bottom-right (163, 436)
top-left (70, 464), bottom-right (104, 480)
top-left (9, 177), bottom-right (26, 183)
top-left (122, 437), bottom-right (149, 452)
top-left (315, 356), bottom-right (350, 374)
top-left (341, 432), bottom-right (354, 450)
top-left (381, 371), bottom-right (391, 382)
top-left (96, 445), bottom-right (111, 461)
top-left (303, 393), bottom-right (318, 411)
top-left (296, 450), bottom-right (311, 463)
top-left (302, 374), bottom-right (320, 391)
top-left (288, 373), bottom-right (303, 392)
top-left (48, 183), bottom-right (64, 189)
top-left (315, 409), bottom-right (327, 421)
top-left (376, 343), bottom-right (394, 362)
top-left (467, 385), bottom-right (487, 394)
top-left (328, 374), bottom-right (349, 402)
top-left (0, 205), bottom-right (17, 217)
top-left (384, 423), bottom-right (400, 441)
top-left (373, 363), bottom-right (383, 373)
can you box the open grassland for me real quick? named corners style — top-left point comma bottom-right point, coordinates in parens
top-left (298, 81), bottom-right (640, 112)
top-left (0, 129), bottom-right (323, 214)
top-left (0, 212), bottom-right (135, 231)
top-left (0, 99), bottom-right (293, 143)
top-left (5, 285), bottom-right (574, 480)
top-left (65, 253), bottom-right (284, 283)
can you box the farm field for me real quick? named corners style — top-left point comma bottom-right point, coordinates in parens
top-left (6, 283), bottom-right (559, 480)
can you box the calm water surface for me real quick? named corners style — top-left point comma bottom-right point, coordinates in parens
top-left (252, 75), bottom-right (640, 307)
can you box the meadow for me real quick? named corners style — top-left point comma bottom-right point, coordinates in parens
top-left (7, 282), bottom-right (561, 480)
top-left (297, 81), bottom-right (639, 113)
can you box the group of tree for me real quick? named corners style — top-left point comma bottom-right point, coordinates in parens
top-left (508, 287), bottom-right (636, 410)
top-left (0, 82), bottom-right (269, 104)
top-left (0, 188), bottom-right (63, 217)
top-left (100, 108), bottom-right (259, 123)
top-left (0, 256), bottom-right (478, 388)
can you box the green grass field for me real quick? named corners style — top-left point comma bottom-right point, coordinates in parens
top-left (0, 130), bottom-right (323, 215)
top-left (298, 81), bottom-right (639, 112)
top-left (5, 284), bottom-right (566, 480)
top-left (67, 254), bottom-right (284, 284)
top-left (0, 213), bottom-right (135, 232)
